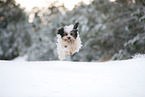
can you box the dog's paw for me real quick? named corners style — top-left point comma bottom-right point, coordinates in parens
top-left (70, 52), bottom-right (72, 55)
top-left (69, 52), bottom-right (75, 55)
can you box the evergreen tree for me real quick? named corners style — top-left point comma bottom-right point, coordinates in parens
top-left (0, 0), bottom-right (31, 60)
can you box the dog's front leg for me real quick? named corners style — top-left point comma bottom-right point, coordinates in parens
top-left (69, 44), bottom-right (77, 55)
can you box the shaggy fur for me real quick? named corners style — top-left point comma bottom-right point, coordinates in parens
top-left (57, 22), bottom-right (82, 60)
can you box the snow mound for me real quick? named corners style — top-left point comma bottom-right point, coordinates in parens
top-left (132, 54), bottom-right (145, 59)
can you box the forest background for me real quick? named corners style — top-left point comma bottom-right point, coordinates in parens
top-left (0, 0), bottom-right (145, 61)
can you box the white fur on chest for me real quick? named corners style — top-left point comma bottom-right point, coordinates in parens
top-left (57, 35), bottom-right (82, 60)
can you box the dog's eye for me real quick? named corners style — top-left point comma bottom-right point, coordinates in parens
top-left (70, 33), bottom-right (74, 36)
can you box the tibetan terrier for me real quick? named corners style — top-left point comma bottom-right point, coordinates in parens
top-left (56, 22), bottom-right (82, 60)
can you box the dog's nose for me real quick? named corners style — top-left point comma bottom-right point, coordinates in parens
top-left (68, 37), bottom-right (71, 39)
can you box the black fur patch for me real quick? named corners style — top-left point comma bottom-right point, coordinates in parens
top-left (71, 29), bottom-right (78, 38)
top-left (73, 22), bottom-right (79, 29)
top-left (57, 27), bottom-right (64, 38)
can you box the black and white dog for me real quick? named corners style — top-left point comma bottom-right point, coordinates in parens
top-left (57, 22), bottom-right (82, 60)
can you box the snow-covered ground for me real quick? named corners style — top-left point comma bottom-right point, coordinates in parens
top-left (0, 58), bottom-right (145, 97)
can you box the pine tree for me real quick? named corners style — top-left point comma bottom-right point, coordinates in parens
top-left (0, 0), bottom-right (31, 60)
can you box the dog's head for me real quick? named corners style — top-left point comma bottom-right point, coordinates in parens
top-left (57, 22), bottom-right (79, 42)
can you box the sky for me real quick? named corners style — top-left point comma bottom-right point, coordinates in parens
top-left (15, 0), bottom-right (115, 22)
top-left (16, 0), bottom-right (116, 11)
top-left (16, 0), bottom-right (92, 11)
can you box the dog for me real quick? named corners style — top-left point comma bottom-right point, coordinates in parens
top-left (56, 22), bottom-right (82, 60)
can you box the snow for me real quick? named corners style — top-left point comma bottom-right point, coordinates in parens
top-left (12, 55), bottom-right (28, 61)
top-left (0, 58), bottom-right (145, 97)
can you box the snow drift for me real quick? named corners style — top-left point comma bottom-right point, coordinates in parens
top-left (0, 58), bottom-right (145, 97)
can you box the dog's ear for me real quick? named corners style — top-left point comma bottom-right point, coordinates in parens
top-left (73, 22), bottom-right (79, 29)
top-left (57, 27), bottom-right (64, 35)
